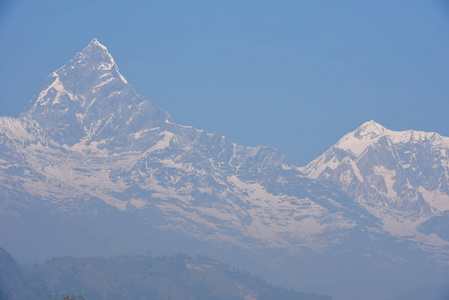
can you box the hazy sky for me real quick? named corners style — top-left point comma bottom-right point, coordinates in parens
top-left (0, 0), bottom-right (448, 166)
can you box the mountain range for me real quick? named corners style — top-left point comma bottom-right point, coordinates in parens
top-left (0, 39), bottom-right (448, 300)
top-left (300, 120), bottom-right (449, 261)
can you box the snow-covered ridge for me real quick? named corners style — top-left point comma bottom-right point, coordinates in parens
top-left (302, 120), bottom-right (449, 178)
top-left (0, 117), bottom-right (35, 141)
top-left (300, 120), bottom-right (449, 249)
top-left (335, 120), bottom-right (449, 157)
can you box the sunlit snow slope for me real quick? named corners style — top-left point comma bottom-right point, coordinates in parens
top-left (300, 120), bottom-right (449, 258)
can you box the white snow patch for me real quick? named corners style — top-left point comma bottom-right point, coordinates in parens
top-left (197, 187), bottom-right (213, 195)
top-left (66, 141), bottom-right (110, 157)
top-left (338, 170), bottom-right (352, 187)
top-left (299, 155), bottom-right (341, 178)
top-left (158, 159), bottom-right (195, 172)
top-left (373, 166), bottom-right (397, 199)
top-left (133, 129), bottom-right (150, 139)
top-left (130, 198), bottom-right (146, 209)
top-left (43, 165), bottom-right (75, 184)
top-left (0, 117), bottom-right (35, 142)
top-left (75, 113), bottom-right (85, 123)
top-left (91, 38), bottom-right (108, 51)
top-left (35, 74), bottom-right (75, 105)
top-left (108, 91), bottom-right (122, 98)
top-left (413, 232), bottom-right (449, 247)
top-left (93, 77), bottom-right (114, 90)
top-left (98, 62), bottom-right (114, 71)
top-left (382, 216), bottom-right (421, 237)
top-left (349, 159), bottom-right (364, 183)
top-left (119, 73), bottom-right (128, 84)
top-left (145, 131), bottom-right (174, 153)
top-left (339, 157), bottom-right (364, 183)
top-left (406, 178), bottom-right (413, 189)
top-left (418, 186), bottom-right (449, 213)
top-left (336, 133), bottom-right (378, 157)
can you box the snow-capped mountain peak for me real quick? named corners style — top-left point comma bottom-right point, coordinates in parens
top-left (88, 38), bottom-right (109, 51)
top-left (20, 39), bottom-right (168, 146)
top-left (79, 38), bottom-right (114, 61)
top-left (334, 121), bottom-right (449, 158)
top-left (301, 121), bottom-right (449, 245)
top-left (333, 120), bottom-right (387, 157)
top-left (71, 38), bottom-right (127, 84)
top-left (354, 120), bottom-right (385, 137)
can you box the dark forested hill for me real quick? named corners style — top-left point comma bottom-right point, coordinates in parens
top-left (0, 246), bottom-right (330, 300)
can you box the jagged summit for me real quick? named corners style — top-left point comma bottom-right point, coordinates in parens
top-left (20, 39), bottom-right (169, 146)
top-left (73, 38), bottom-right (118, 70)
top-left (82, 38), bottom-right (110, 54)
top-left (89, 38), bottom-right (108, 50)
top-left (23, 39), bottom-right (128, 113)
top-left (354, 120), bottom-right (385, 137)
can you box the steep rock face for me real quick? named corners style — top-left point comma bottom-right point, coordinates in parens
top-left (300, 120), bottom-right (449, 252)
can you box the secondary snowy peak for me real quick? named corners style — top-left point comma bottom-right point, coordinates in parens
top-left (302, 121), bottom-right (449, 194)
top-left (356, 120), bottom-right (385, 134)
top-left (20, 39), bottom-right (170, 146)
top-left (318, 120), bottom-right (449, 160)
top-left (300, 121), bottom-right (449, 245)
top-left (331, 120), bottom-right (386, 158)
top-left (352, 120), bottom-right (386, 140)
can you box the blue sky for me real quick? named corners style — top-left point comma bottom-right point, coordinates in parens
top-left (0, 0), bottom-right (448, 166)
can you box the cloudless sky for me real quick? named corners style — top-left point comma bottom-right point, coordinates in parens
top-left (0, 0), bottom-right (448, 166)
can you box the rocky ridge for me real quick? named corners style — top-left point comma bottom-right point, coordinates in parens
top-left (300, 120), bottom-right (449, 258)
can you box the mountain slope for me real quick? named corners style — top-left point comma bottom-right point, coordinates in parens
top-left (0, 39), bottom-right (446, 300)
top-left (21, 39), bottom-right (170, 148)
top-left (300, 120), bottom-right (449, 256)
top-left (0, 39), bottom-right (380, 252)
